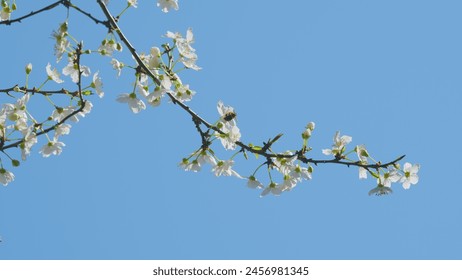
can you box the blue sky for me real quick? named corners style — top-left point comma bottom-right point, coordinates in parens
top-left (0, 0), bottom-right (461, 259)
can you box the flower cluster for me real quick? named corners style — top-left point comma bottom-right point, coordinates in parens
top-left (115, 28), bottom-right (199, 113)
top-left (0, 56), bottom-right (100, 186)
top-left (321, 131), bottom-right (420, 195)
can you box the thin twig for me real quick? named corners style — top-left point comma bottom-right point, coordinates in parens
top-left (0, 0), bottom-right (65, 25)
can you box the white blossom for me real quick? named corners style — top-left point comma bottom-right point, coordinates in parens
top-left (212, 160), bottom-right (242, 178)
top-left (400, 162), bottom-right (420, 189)
top-left (128, 0), bottom-right (137, 8)
top-left (52, 106), bottom-right (80, 122)
top-left (174, 84), bottom-right (195, 102)
top-left (110, 59), bottom-right (124, 77)
top-left (322, 131), bottom-right (352, 156)
top-left (157, 0), bottom-right (179, 13)
top-left (289, 164), bottom-right (312, 182)
top-left (166, 28), bottom-right (201, 70)
top-left (216, 124), bottom-right (241, 150)
top-left (46, 63), bottom-right (64, 83)
top-left (197, 151), bottom-right (217, 167)
top-left (116, 93), bottom-right (146, 114)
top-left (62, 61), bottom-right (90, 83)
top-left (51, 22), bottom-right (69, 62)
top-left (247, 176), bottom-right (264, 189)
top-left (20, 129), bottom-right (37, 160)
top-left (91, 72), bottom-right (104, 98)
top-left (39, 140), bottom-right (65, 157)
top-left (260, 182), bottom-right (283, 197)
top-left (179, 159), bottom-right (201, 172)
top-left (378, 168), bottom-right (401, 188)
top-left (55, 123), bottom-right (71, 138)
top-left (0, 168), bottom-right (14, 186)
top-left (148, 47), bottom-right (161, 69)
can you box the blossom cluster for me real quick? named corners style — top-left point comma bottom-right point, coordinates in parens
top-left (114, 27), bottom-right (199, 114)
top-left (322, 131), bottom-right (420, 196)
top-left (1, 0), bottom-right (182, 185)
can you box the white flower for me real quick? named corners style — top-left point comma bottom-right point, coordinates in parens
top-left (51, 22), bottom-right (69, 62)
top-left (20, 129), bottom-right (37, 160)
top-left (197, 150), bottom-right (217, 167)
top-left (157, 0), bottom-right (179, 13)
top-left (281, 175), bottom-right (298, 191)
top-left (91, 72), bottom-right (104, 98)
top-left (39, 140), bottom-right (65, 157)
top-left (368, 185), bottom-right (393, 196)
top-left (260, 182), bottom-right (282, 197)
top-left (378, 168), bottom-right (401, 188)
top-left (78, 101), bottom-right (92, 118)
top-left (128, 0), bottom-right (137, 8)
top-left (179, 159), bottom-right (201, 172)
top-left (355, 145), bottom-right (369, 162)
top-left (400, 162), bottom-right (420, 189)
top-left (46, 63), bottom-right (64, 83)
top-left (212, 160), bottom-right (242, 178)
top-left (116, 93), bottom-right (146, 113)
top-left (358, 167), bottom-right (368, 179)
top-left (166, 28), bottom-right (201, 70)
top-left (0, 168), bottom-right (14, 186)
top-left (322, 131), bottom-right (352, 156)
top-left (52, 106), bottom-right (80, 122)
top-left (174, 84), bottom-right (195, 102)
top-left (147, 86), bottom-right (167, 107)
top-left (355, 145), bottom-right (369, 179)
top-left (148, 47), bottom-right (161, 69)
top-left (247, 176), bottom-right (264, 189)
top-left (3, 94), bottom-right (29, 123)
top-left (289, 164), bottom-right (312, 181)
top-left (55, 123), bottom-right (71, 137)
top-left (216, 124), bottom-right (241, 150)
top-left (273, 153), bottom-right (296, 175)
top-left (62, 61), bottom-right (90, 83)
top-left (159, 74), bottom-right (172, 90)
top-left (111, 58), bottom-right (124, 77)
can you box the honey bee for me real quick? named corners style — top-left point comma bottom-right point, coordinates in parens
top-left (223, 111), bottom-right (237, 122)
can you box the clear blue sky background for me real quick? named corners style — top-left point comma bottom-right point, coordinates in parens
top-left (1, 0), bottom-right (461, 259)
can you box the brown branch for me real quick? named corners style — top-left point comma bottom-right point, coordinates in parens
top-left (0, 0), bottom-right (65, 25)
top-left (96, 0), bottom-right (406, 171)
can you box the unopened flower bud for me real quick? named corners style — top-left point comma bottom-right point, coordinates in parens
top-left (25, 63), bottom-right (32, 74)
top-left (306, 122), bottom-right (315, 131)
top-left (302, 128), bottom-right (311, 139)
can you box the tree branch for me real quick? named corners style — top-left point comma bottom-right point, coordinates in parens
top-left (0, 0), bottom-right (65, 25)
top-left (96, 0), bottom-right (405, 171)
